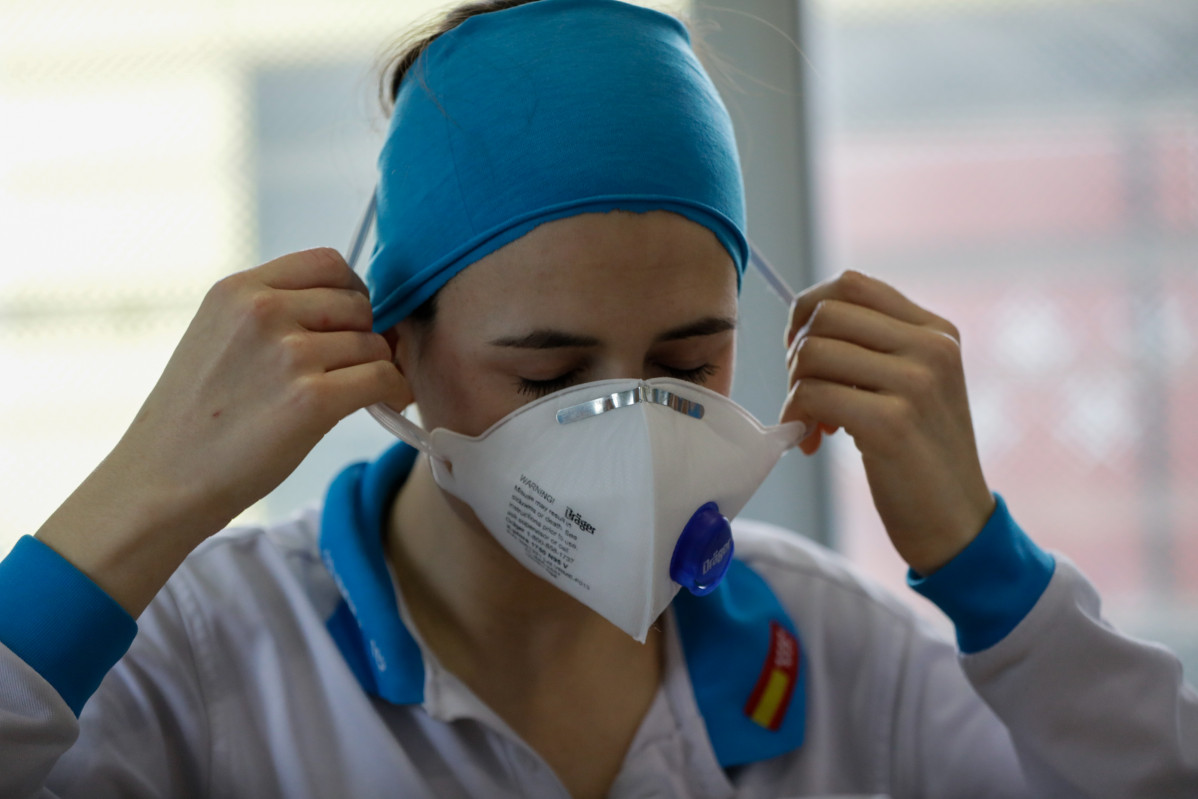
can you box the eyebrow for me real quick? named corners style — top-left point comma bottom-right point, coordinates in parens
top-left (488, 316), bottom-right (737, 349)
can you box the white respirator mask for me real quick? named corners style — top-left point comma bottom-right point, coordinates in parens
top-left (345, 189), bottom-right (805, 642)
top-left (366, 379), bottom-right (804, 642)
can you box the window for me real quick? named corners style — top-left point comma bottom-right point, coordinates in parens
top-left (0, 1), bottom-right (464, 549)
top-left (0, 0), bottom-right (693, 550)
top-left (808, 0), bottom-right (1198, 669)
top-left (4, 0), bottom-right (1193, 681)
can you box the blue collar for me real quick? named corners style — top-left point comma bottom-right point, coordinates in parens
top-left (319, 441), bottom-right (805, 768)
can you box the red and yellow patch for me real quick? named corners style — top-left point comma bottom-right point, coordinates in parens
top-left (743, 620), bottom-right (800, 731)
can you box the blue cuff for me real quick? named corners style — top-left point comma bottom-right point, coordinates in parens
top-left (0, 536), bottom-right (138, 716)
top-left (907, 494), bottom-right (1055, 654)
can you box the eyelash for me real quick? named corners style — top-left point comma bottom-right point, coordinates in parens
top-left (516, 363), bottom-right (719, 398)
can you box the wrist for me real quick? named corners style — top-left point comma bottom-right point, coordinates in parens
top-left (908, 493), bottom-right (1055, 653)
top-left (35, 448), bottom-right (224, 618)
top-left (0, 536), bottom-right (138, 715)
top-left (904, 490), bottom-right (996, 577)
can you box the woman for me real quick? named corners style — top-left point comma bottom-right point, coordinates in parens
top-left (1, 1), bottom-right (1195, 797)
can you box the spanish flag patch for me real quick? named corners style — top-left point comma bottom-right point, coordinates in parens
top-left (743, 621), bottom-right (800, 731)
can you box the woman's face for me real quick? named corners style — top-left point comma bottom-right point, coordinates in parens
top-left (394, 210), bottom-right (739, 437)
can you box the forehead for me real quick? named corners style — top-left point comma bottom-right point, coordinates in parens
top-left (435, 210), bottom-right (739, 334)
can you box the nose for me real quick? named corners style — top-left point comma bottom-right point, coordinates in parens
top-left (585, 356), bottom-right (656, 384)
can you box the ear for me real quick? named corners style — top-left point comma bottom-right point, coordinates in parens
top-left (379, 325), bottom-right (416, 412)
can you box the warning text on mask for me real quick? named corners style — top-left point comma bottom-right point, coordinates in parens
top-left (505, 475), bottom-right (591, 592)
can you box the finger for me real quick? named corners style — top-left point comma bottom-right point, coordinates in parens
top-left (780, 377), bottom-right (906, 456)
top-left (801, 424), bottom-right (842, 455)
top-left (284, 288), bottom-right (375, 333)
top-left (307, 360), bottom-right (406, 424)
top-left (777, 385), bottom-right (831, 456)
top-left (780, 376), bottom-right (870, 431)
top-left (787, 271), bottom-right (933, 345)
top-left (787, 335), bottom-right (908, 394)
top-left (786, 271), bottom-right (952, 349)
top-left (799, 427), bottom-right (823, 456)
top-left (787, 298), bottom-right (917, 360)
top-left (257, 248), bottom-right (365, 293)
top-left (278, 330), bottom-right (392, 374)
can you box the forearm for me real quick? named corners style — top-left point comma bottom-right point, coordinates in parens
top-left (33, 441), bottom-right (226, 619)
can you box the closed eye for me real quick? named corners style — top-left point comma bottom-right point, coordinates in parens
top-left (516, 370), bottom-right (584, 398)
top-left (516, 363), bottom-right (718, 399)
top-left (658, 363), bottom-right (718, 383)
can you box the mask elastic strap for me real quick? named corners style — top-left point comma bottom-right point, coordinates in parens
top-left (747, 243), bottom-right (796, 307)
top-left (744, 246), bottom-right (807, 445)
top-left (349, 183), bottom-right (795, 304)
top-left (344, 188), bottom-right (798, 450)
top-left (365, 404), bottom-right (433, 455)
top-left (346, 190), bottom-right (377, 273)
top-left (344, 190), bottom-right (434, 456)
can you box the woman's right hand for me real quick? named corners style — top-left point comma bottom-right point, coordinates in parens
top-left (35, 248), bottom-right (401, 616)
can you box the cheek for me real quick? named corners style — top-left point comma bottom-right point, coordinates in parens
top-left (711, 371), bottom-right (735, 398)
top-left (711, 340), bottom-right (737, 396)
top-left (411, 342), bottom-right (505, 437)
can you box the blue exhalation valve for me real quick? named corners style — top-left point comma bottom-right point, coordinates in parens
top-left (669, 501), bottom-right (734, 596)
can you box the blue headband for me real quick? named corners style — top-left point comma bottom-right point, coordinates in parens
top-left (366, 0), bottom-right (748, 332)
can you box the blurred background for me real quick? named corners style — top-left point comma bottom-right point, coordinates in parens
top-left (1, 1), bottom-right (1195, 671)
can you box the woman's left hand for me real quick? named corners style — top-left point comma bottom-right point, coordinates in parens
top-left (779, 270), bottom-right (995, 576)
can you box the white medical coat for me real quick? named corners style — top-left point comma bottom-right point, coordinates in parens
top-left (1, 508), bottom-right (1196, 798)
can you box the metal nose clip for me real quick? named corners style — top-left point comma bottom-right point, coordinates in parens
top-left (556, 383), bottom-right (705, 425)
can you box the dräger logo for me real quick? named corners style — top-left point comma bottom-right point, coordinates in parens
top-left (702, 540), bottom-right (732, 575)
top-left (565, 507), bottom-right (596, 535)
